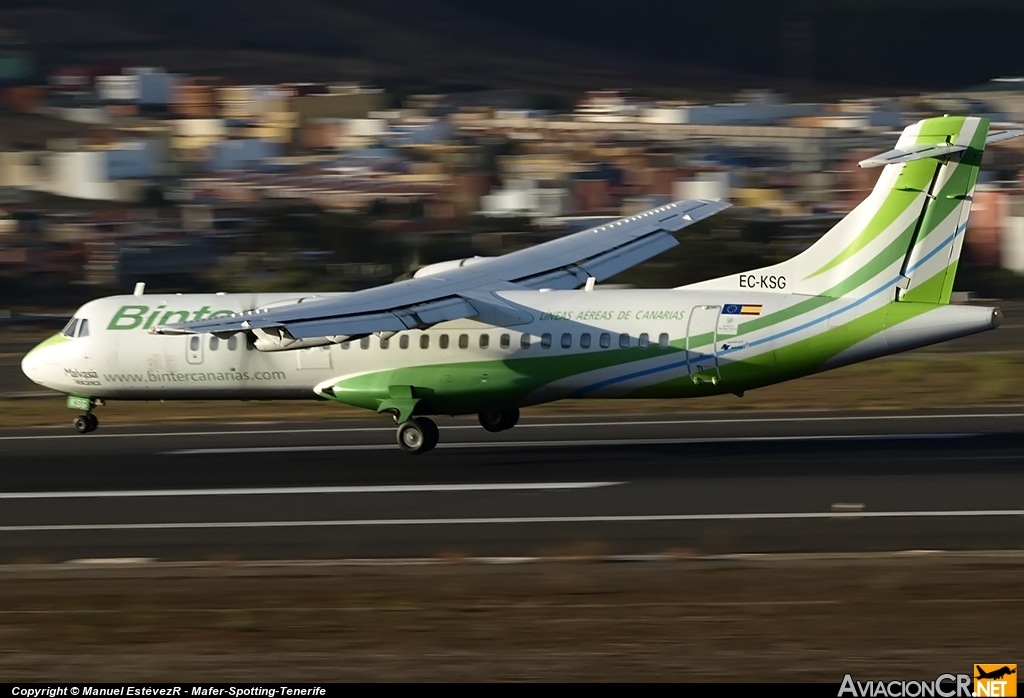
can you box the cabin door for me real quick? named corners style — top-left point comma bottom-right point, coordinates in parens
top-left (686, 305), bottom-right (721, 384)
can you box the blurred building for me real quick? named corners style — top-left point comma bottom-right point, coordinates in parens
top-left (643, 93), bottom-right (819, 126)
top-left (171, 77), bottom-right (219, 118)
top-left (42, 140), bottom-right (163, 201)
top-left (291, 84), bottom-right (387, 127)
top-left (95, 67), bottom-right (179, 110)
top-left (1001, 195), bottom-right (1024, 273)
top-left (207, 139), bottom-right (281, 172)
top-left (967, 186), bottom-right (1012, 267)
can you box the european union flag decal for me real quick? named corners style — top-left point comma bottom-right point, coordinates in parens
top-left (723, 304), bottom-right (762, 316)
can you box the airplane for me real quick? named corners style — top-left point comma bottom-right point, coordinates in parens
top-left (20, 115), bottom-right (1024, 453)
top-left (976, 666), bottom-right (1017, 681)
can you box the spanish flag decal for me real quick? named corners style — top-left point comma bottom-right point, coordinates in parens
top-left (723, 304), bottom-right (763, 316)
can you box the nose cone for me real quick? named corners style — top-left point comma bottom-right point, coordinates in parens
top-left (21, 333), bottom-right (69, 388)
top-left (20, 348), bottom-right (37, 382)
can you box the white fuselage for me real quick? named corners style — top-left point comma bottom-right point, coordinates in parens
top-left (22, 289), bottom-right (783, 401)
top-left (21, 289), bottom-right (999, 405)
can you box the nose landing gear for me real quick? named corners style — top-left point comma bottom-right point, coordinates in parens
top-left (67, 395), bottom-right (101, 434)
top-left (73, 413), bottom-right (98, 434)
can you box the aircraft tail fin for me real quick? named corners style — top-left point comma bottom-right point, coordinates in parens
top-left (682, 116), bottom-right (1019, 304)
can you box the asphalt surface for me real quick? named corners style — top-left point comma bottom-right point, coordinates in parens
top-left (1, 410), bottom-right (1023, 563)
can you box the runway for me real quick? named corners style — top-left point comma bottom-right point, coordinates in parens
top-left (1, 410), bottom-right (1022, 563)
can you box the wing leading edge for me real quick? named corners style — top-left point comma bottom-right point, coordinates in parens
top-left (153, 199), bottom-right (729, 347)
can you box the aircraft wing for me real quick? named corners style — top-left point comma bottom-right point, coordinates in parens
top-left (154, 199), bottom-right (729, 342)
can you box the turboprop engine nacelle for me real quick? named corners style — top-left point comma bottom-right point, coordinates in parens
top-left (413, 256), bottom-right (489, 279)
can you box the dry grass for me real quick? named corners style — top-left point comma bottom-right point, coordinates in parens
top-left (0, 557), bottom-right (1020, 681)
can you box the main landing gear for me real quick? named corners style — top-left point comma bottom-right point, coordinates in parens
top-left (394, 408), bottom-right (521, 455)
top-left (396, 417), bottom-right (439, 454)
top-left (73, 413), bottom-right (98, 434)
top-left (478, 408), bottom-right (519, 433)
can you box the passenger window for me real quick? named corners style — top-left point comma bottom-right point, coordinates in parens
top-left (479, 334), bottom-right (489, 349)
top-left (228, 336), bottom-right (238, 351)
top-left (541, 333), bottom-right (552, 349)
top-left (520, 334), bottom-right (531, 349)
top-left (62, 318), bottom-right (79, 338)
top-left (580, 333), bottom-right (591, 349)
top-left (360, 336), bottom-right (370, 349)
top-left (459, 334), bottom-right (469, 349)
top-left (659, 333), bottom-right (669, 349)
top-left (399, 335), bottom-right (409, 349)
top-left (380, 336), bottom-right (390, 349)
top-left (190, 336), bottom-right (201, 351)
top-left (639, 333), bottom-right (649, 348)
top-left (440, 334), bottom-right (449, 349)
top-left (210, 336), bottom-right (219, 351)
top-left (500, 334), bottom-right (510, 349)
top-left (600, 333), bottom-right (611, 349)
top-left (420, 334), bottom-right (429, 349)
top-left (340, 340), bottom-right (349, 350)
top-left (77, 319), bottom-right (89, 338)
top-left (619, 334), bottom-right (630, 348)
top-left (561, 333), bottom-right (572, 349)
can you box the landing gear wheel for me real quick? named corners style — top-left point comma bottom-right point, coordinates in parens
top-left (73, 414), bottom-right (97, 434)
top-left (396, 417), bottom-right (439, 454)
top-left (478, 408), bottom-right (520, 433)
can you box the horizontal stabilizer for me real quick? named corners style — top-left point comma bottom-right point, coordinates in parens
top-left (986, 128), bottom-right (1024, 145)
top-left (858, 142), bottom-right (967, 168)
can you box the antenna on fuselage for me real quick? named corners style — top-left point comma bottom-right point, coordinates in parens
top-left (133, 282), bottom-right (145, 297)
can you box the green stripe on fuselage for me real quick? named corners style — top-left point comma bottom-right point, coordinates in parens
top-left (627, 298), bottom-right (941, 399)
top-left (324, 345), bottom-right (683, 415)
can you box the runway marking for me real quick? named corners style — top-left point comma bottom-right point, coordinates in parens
top-left (165, 433), bottom-right (974, 455)
top-left (0, 481), bottom-right (624, 500)
top-left (1, 412), bottom-right (1020, 441)
top-left (2, 509), bottom-right (1021, 532)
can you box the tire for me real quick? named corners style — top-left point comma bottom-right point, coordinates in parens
top-left (478, 411), bottom-right (506, 433)
top-left (85, 413), bottom-right (98, 433)
top-left (73, 416), bottom-right (91, 434)
top-left (504, 408), bottom-right (520, 430)
top-left (478, 408), bottom-right (520, 433)
top-left (397, 417), bottom-right (438, 454)
top-left (418, 417), bottom-right (439, 452)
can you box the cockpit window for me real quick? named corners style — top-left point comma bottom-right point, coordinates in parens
top-left (77, 319), bottom-right (89, 338)
top-left (61, 318), bottom-right (79, 338)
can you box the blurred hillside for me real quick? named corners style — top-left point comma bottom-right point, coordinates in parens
top-left (5, 1), bottom-right (1024, 97)
top-left (0, 0), bottom-right (745, 100)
